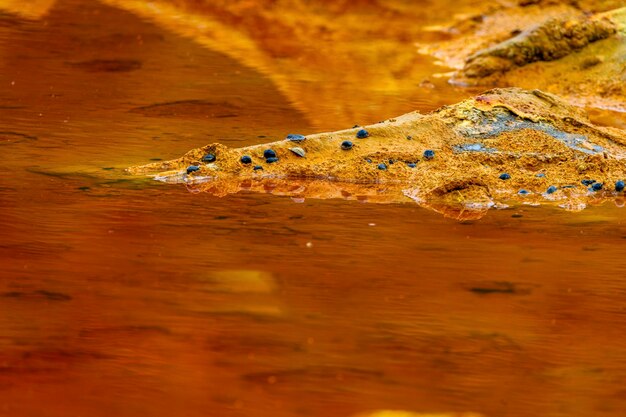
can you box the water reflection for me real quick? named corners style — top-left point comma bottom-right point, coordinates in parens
top-left (353, 412), bottom-right (484, 417)
top-left (0, 0), bottom-right (55, 19)
top-left (1, 1), bottom-right (626, 417)
top-left (101, 0), bottom-right (476, 129)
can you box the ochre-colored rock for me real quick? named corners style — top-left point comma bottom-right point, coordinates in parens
top-left (420, 4), bottom-right (626, 111)
top-left (461, 16), bottom-right (616, 79)
top-left (128, 88), bottom-right (626, 219)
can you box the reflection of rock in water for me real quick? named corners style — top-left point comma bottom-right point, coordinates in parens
top-left (129, 88), bottom-right (626, 220)
top-left (352, 411), bottom-right (485, 417)
top-left (0, 0), bottom-right (56, 19)
top-left (0, 131), bottom-right (37, 145)
top-left (67, 59), bottom-right (142, 72)
top-left (131, 100), bottom-right (241, 118)
top-left (420, 3), bottom-right (626, 111)
top-left (100, 0), bottom-right (460, 128)
top-left (199, 270), bottom-right (277, 294)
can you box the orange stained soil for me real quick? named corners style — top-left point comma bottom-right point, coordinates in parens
top-left (1, 1), bottom-right (626, 417)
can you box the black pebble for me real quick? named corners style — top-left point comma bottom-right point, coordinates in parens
top-left (240, 155), bottom-right (252, 164)
top-left (407, 163), bottom-right (416, 168)
top-left (266, 157), bottom-right (279, 163)
top-left (616, 180), bottom-right (625, 192)
top-left (286, 134), bottom-right (305, 142)
top-left (253, 165), bottom-right (263, 171)
top-left (546, 185), bottom-right (558, 194)
top-left (581, 179), bottom-right (596, 186)
top-left (186, 165), bottom-right (200, 174)
top-left (591, 182), bottom-right (603, 191)
top-left (356, 129), bottom-right (369, 139)
top-left (423, 150), bottom-right (435, 160)
top-left (406, 135), bottom-right (412, 140)
top-left (341, 140), bottom-right (353, 150)
top-left (518, 189), bottom-right (529, 195)
top-left (202, 154), bottom-right (216, 163)
top-left (388, 159), bottom-right (395, 165)
top-left (263, 149), bottom-right (277, 158)
top-left (499, 173), bottom-right (511, 180)
top-left (377, 163), bottom-right (387, 170)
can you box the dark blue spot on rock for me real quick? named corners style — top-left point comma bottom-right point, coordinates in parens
top-left (388, 159), bottom-right (394, 164)
top-left (546, 185), bottom-right (558, 194)
top-left (365, 158), bottom-right (372, 163)
top-left (202, 154), bottom-right (216, 163)
top-left (616, 180), bottom-right (625, 192)
top-left (253, 165), bottom-right (263, 171)
top-left (263, 149), bottom-right (277, 159)
top-left (591, 182), bottom-right (603, 191)
top-left (407, 163), bottom-right (416, 168)
top-left (352, 124), bottom-right (360, 129)
top-left (518, 189), bottom-right (529, 195)
top-left (377, 163), bottom-right (387, 171)
top-left (536, 173), bottom-right (546, 178)
top-left (561, 185), bottom-right (576, 189)
top-left (286, 134), bottom-right (306, 142)
top-left (423, 150), bottom-right (435, 160)
top-left (499, 173), bottom-right (511, 180)
top-left (341, 140), bottom-right (353, 150)
top-left (186, 165), bottom-right (200, 174)
top-left (581, 179), bottom-right (596, 186)
top-left (356, 129), bottom-right (369, 139)
top-left (266, 157), bottom-right (279, 163)
top-left (240, 155), bottom-right (252, 164)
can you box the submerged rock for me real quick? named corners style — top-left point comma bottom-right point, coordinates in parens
top-left (128, 88), bottom-right (626, 220)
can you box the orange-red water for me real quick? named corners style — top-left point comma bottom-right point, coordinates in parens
top-left (1, 1), bottom-right (626, 417)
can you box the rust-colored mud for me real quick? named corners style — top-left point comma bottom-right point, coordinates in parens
top-left (2, 1), bottom-right (626, 417)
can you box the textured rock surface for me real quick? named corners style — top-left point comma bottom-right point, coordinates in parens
top-left (461, 16), bottom-right (617, 79)
top-left (420, 3), bottom-right (626, 112)
top-left (129, 88), bottom-right (626, 219)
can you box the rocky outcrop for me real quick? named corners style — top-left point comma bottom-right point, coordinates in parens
top-left (128, 88), bottom-right (626, 219)
top-left (420, 5), bottom-right (626, 111)
top-left (462, 16), bottom-right (617, 79)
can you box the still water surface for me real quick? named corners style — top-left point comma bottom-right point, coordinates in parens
top-left (1, 1), bottom-right (626, 417)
